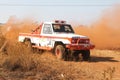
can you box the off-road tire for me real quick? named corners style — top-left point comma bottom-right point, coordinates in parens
top-left (82, 50), bottom-right (90, 61)
top-left (72, 51), bottom-right (83, 61)
top-left (54, 45), bottom-right (65, 60)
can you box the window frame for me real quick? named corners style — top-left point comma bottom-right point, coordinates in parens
top-left (42, 24), bottom-right (53, 34)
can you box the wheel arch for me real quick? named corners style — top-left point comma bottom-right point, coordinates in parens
top-left (54, 41), bottom-right (65, 47)
top-left (52, 41), bottom-right (65, 52)
top-left (24, 38), bottom-right (31, 42)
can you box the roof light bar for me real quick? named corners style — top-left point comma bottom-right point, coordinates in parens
top-left (55, 20), bottom-right (66, 24)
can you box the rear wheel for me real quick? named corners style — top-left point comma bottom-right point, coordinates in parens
top-left (54, 45), bottom-right (65, 60)
top-left (24, 39), bottom-right (32, 51)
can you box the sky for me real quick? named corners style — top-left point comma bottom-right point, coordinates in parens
top-left (0, 0), bottom-right (120, 25)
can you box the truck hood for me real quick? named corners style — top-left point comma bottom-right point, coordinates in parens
top-left (54, 33), bottom-right (88, 39)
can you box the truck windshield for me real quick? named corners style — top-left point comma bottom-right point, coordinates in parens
top-left (52, 24), bottom-right (74, 33)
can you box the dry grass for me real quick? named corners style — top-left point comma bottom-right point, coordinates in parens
top-left (0, 42), bottom-right (118, 80)
top-left (0, 33), bottom-right (5, 48)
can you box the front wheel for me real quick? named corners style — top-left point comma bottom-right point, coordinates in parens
top-left (82, 50), bottom-right (90, 61)
top-left (73, 50), bottom-right (90, 61)
top-left (54, 45), bottom-right (65, 60)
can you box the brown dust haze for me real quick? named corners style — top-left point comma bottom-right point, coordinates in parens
top-left (1, 5), bottom-right (120, 49)
top-left (1, 16), bottom-right (38, 41)
top-left (74, 5), bottom-right (120, 49)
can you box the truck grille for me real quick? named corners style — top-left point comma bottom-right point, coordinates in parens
top-left (71, 38), bottom-right (89, 44)
top-left (78, 39), bottom-right (89, 44)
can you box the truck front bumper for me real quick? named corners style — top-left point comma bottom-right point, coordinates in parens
top-left (66, 44), bottom-right (95, 50)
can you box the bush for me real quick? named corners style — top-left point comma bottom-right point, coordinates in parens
top-left (2, 42), bottom-right (38, 71)
top-left (0, 33), bottom-right (6, 48)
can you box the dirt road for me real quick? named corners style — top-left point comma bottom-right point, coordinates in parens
top-left (0, 49), bottom-right (120, 80)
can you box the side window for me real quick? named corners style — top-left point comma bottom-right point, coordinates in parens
top-left (43, 24), bottom-right (52, 34)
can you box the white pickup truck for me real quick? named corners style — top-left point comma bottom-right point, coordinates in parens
top-left (18, 20), bottom-right (95, 61)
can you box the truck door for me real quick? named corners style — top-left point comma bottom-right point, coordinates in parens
top-left (40, 24), bottom-right (53, 47)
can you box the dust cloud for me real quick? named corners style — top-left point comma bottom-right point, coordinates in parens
top-left (1, 16), bottom-right (38, 41)
top-left (1, 5), bottom-right (120, 49)
top-left (74, 5), bottom-right (120, 49)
